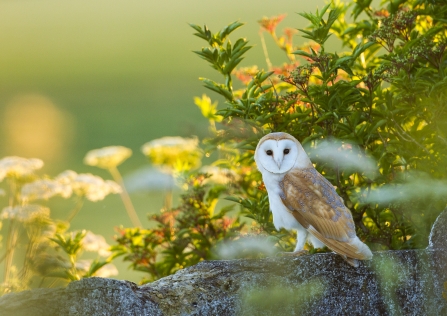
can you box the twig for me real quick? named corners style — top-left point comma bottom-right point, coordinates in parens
top-left (390, 119), bottom-right (432, 156)
top-left (66, 197), bottom-right (85, 223)
top-left (109, 166), bottom-right (142, 228)
top-left (260, 32), bottom-right (273, 69)
top-left (4, 220), bottom-right (19, 287)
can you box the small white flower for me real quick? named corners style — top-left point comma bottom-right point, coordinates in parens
top-left (74, 260), bottom-right (92, 272)
top-left (0, 205), bottom-right (50, 222)
top-left (141, 136), bottom-right (202, 172)
top-left (55, 170), bottom-right (78, 184)
top-left (55, 171), bottom-right (121, 202)
top-left (21, 179), bottom-right (72, 201)
top-left (40, 222), bottom-right (57, 239)
top-left (82, 231), bottom-right (111, 257)
top-left (84, 146), bottom-right (132, 169)
top-left (94, 263), bottom-right (118, 278)
top-left (200, 166), bottom-right (239, 185)
top-left (0, 156), bottom-right (44, 182)
top-left (142, 137), bottom-right (199, 151)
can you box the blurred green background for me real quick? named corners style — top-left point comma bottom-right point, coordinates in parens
top-left (0, 0), bottom-right (326, 281)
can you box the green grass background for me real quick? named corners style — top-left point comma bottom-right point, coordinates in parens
top-left (0, 0), bottom-right (326, 282)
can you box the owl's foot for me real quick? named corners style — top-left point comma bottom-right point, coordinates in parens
top-left (343, 256), bottom-right (359, 267)
top-left (277, 250), bottom-right (309, 257)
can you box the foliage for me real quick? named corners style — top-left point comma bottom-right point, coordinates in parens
top-left (0, 157), bottom-right (118, 294)
top-left (112, 173), bottom-right (242, 283)
top-left (3, 0), bottom-right (447, 289)
top-left (191, 0), bottom-right (447, 252)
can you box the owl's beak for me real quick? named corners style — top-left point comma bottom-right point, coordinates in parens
top-left (275, 158), bottom-right (282, 169)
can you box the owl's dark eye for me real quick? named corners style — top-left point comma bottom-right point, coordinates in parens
top-left (284, 149), bottom-right (290, 154)
top-left (266, 150), bottom-right (273, 156)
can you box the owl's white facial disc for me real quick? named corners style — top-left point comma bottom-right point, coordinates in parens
top-left (256, 139), bottom-right (298, 174)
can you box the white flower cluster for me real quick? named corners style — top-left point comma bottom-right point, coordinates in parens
top-left (0, 205), bottom-right (50, 222)
top-left (73, 260), bottom-right (118, 278)
top-left (141, 136), bottom-right (202, 171)
top-left (82, 231), bottom-right (112, 257)
top-left (0, 156), bottom-right (44, 182)
top-left (142, 136), bottom-right (199, 151)
top-left (94, 263), bottom-right (119, 278)
top-left (200, 166), bottom-right (239, 185)
top-left (56, 170), bottom-right (122, 202)
top-left (19, 170), bottom-right (121, 202)
top-left (72, 174), bottom-right (121, 202)
top-left (84, 146), bottom-right (132, 169)
top-left (21, 178), bottom-right (72, 201)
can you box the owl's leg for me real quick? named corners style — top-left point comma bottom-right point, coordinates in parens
top-left (291, 228), bottom-right (309, 256)
top-left (307, 234), bottom-right (325, 249)
top-left (278, 228), bottom-right (309, 257)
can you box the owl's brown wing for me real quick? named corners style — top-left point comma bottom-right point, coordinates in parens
top-left (280, 168), bottom-right (369, 260)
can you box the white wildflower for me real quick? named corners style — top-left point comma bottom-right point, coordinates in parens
top-left (200, 166), bottom-right (239, 185)
top-left (82, 231), bottom-right (111, 257)
top-left (40, 221), bottom-right (57, 239)
top-left (217, 236), bottom-right (277, 259)
top-left (94, 263), bottom-right (118, 278)
top-left (73, 260), bottom-right (118, 278)
top-left (55, 170), bottom-right (121, 202)
top-left (84, 146), bottom-right (132, 169)
top-left (73, 175), bottom-right (121, 202)
top-left (123, 167), bottom-right (176, 192)
top-left (141, 136), bottom-right (202, 172)
top-left (55, 170), bottom-right (78, 184)
top-left (21, 179), bottom-right (72, 201)
top-left (74, 260), bottom-right (92, 272)
top-left (0, 205), bottom-right (50, 222)
top-left (0, 156), bottom-right (44, 182)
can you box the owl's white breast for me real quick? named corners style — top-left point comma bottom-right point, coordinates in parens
top-left (261, 170), bottom-right (303, 231)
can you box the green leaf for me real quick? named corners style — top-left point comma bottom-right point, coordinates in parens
top-left (370, 119), bottom-right (387, 132)
top-left (218, 21), bottom-right (244, 41)
top-left (85, 260), bottom-right (109, 278)
top-left (292, 50), bottom-right (313, 58)
top-left (200, 78), bottom-right (233, 100)
top-left (225, 196), bottom-right (243, 204)
top-left (352, 41), bottom-right (376, 60)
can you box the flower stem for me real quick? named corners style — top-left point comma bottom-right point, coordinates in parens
top-left (69, 254), bottom-right (80, 281)
top-left (3, 179), bottom-right (18, 291)
top-left (164, 189), bottom-right (173, 210)
top-left (19, 223), bottom-right (45, 287)
top-left (7, 178), bottom-right (17, 207)
top-left (260, 32), bottom-right (273, 69)
top-left (66, 197), bottom-right (85, 223)
top-left (108, 167), bottom-right (142, 228)
top-left (4, 220), bottom-right (19, 289)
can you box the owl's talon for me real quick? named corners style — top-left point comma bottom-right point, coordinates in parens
top-left (277, 250), bottom-right (309, 257)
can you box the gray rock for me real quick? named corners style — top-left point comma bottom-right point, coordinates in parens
top-left (1, 209), bottom-right (446, 316)
top-left (0, 278), bottom-right (161, 316)
top-left (429, 207), bottom-right (447, 249)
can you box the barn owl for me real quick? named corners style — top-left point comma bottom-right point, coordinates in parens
top-left (254, 132), bottom-right (372, 267)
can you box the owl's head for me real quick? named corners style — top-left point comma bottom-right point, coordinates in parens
top-left (254, 132), bottom-right (311, 174)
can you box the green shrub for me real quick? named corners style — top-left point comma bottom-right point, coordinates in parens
top-left (191, 0), bottom-right (447, 251)
top-left (112, 173), bottom-right (242, 283)
top-left (111, 0), bottom-right (447, 282)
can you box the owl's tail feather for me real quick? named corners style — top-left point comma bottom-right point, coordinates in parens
top-left (307, 226), bottom-right (373, 262)
top-left (344, 257), bottom-right (359, 267)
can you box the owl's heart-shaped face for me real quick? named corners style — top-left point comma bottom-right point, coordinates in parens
top-left (256, 139), bottom-right (298, 174)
